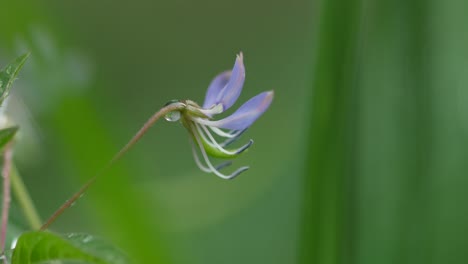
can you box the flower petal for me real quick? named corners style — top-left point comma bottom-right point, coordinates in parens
top-left (195, 91), bottom-right (274, 130)
top-left (202, 53), bottom-right (245, 111)
top-left (217, 53), bottom-right (245, 111)
top-left (202, 71), bottom-right (231, 109)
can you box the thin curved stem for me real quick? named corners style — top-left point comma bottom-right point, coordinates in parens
top-left (11, 164), bottom-right (42, 230)
top-left (40, 102), bottom-right (185, 231)
top-left (1, 144), bottom-right (12, 253)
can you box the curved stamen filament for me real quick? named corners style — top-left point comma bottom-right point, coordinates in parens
top-left (204, 123), bottom-right (247, 147)
top-left (189, 138), bottom-right (232, 173)
top-left (190, 139), bottom-right (211, 173)
top-left (198, 104), bottom-right (223, 117)
top-left (209, 126), bottom-right (238, 138)
top-left (196, 123), bottom-right (252, 155)
top-left (191, 123), bottom-right (248, 180)
top-left (220, 128), bottom-right (247, 147)
top-left (215, 161), bottom-right (233, 171)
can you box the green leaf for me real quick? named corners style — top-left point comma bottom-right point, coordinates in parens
top-left (0, 53), bottom-right (30, 104)
top-left (64, 234), bottom-right (129, 264)
top-left (299, 0), bottom-right (360, 263)
top-left (0, 126), bottom-right (18, 149)
top-left (11, 231), bottom-right (129, 264)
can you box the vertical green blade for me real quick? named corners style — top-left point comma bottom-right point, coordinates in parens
top-left (299, 0), bottom-right (361, 263)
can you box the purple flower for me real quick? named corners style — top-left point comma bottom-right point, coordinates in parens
top-left (165, 53), bottom-right (274, 179)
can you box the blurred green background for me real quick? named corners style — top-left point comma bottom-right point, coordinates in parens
top-left (1, 0), bottom-right (468, 263)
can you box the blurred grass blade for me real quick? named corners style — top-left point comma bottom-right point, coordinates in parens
top-left (353, 0), bottom-right (434, 263)
top-left (300, 0), bottom-right (445, 263)
top-left (299, 0), bottom-right (361, 263)
top-left (11, 231), bottom-right (129, 264)
top-left (0, 53), bottom-right (29, 104)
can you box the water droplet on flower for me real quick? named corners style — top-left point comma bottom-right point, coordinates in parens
top-left (165, 111), bottom-right (181, 122)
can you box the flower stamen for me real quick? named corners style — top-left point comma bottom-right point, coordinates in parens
top-left (190, 140), bottom-right (211, 173)
top-left (191, 123), bottom-right (249, 179)
top-left (198, 104), bottom-right (223, 117)
top-left (209, 126), bottom-right (239, 139)
top-left (196, 123), bottom-right (252, 156)
top-left (190, 138), bottom-right (232, 173)
top-left (219, 128), bottom-right (248, 147)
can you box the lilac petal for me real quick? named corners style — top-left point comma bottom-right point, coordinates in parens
top-left (203, 53), bottom-right (245, 111)
top-left (203, 71), bottom-right (231, 109)
top-left (197, 91), bottom-right (274, 130)
top-left (217, 53), bottom-right (245, 111)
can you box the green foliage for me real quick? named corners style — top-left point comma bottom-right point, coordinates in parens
top-left (301, 0), bottom-right (468, 263)
top-left (0, 53), bottom-right (26, 148)
top-left (299, 0), bottom-right (360, 263)
top-left (0, 53), bottom-right (131, 264)
top-left (11, 231), bottom-right (129, 264)
top-left (0, 53), bottom-right (29, 104)
top-left (0, 126), bottom-right (19, 149)
top-left (0, 53), bottom-right (24, 148)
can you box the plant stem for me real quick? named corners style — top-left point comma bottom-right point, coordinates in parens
top-left (40, 102), bottom-right (185, 231)
top-left (10, 165), bottom-right (42, 230)
top-left (0, 144), bottom-right (13, 253)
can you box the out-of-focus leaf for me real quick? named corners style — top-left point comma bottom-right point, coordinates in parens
top-left (0, 126), bottom-right (18, 149)
top-left (299, 0), bottom-right (361, 263)
top-left (0, 53), bottom-right (29, 104)
top-left (11, 231), bottom-right (129, 264)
